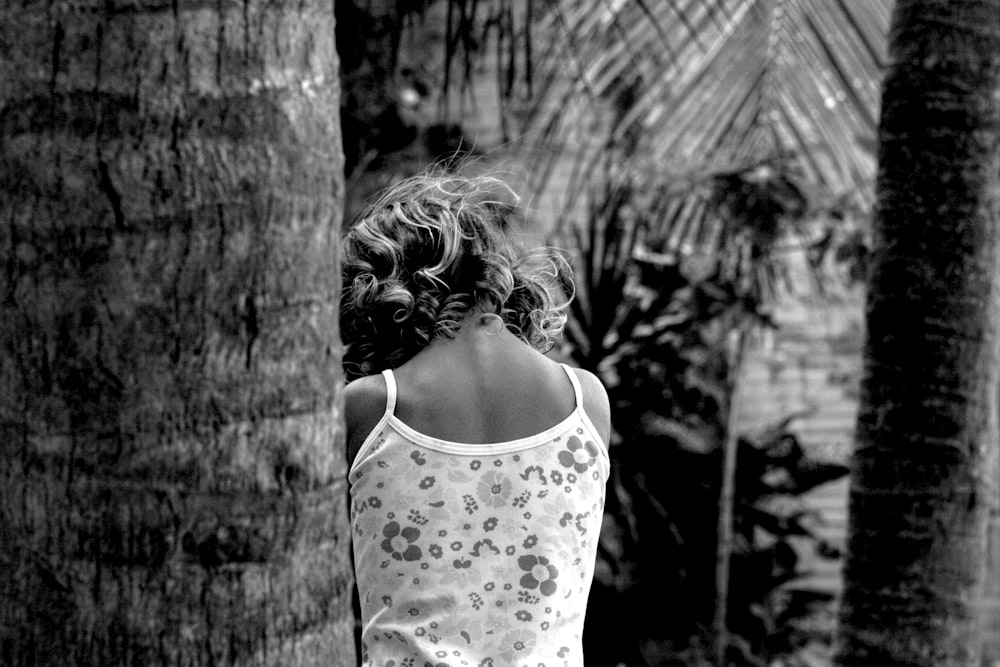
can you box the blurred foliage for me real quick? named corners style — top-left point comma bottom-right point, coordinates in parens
top-left (556, 163), bottom-right (849, 666)
top-left (335, 1), bottom-right (883, 664)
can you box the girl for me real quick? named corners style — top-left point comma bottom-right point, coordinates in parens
top-left (341, 171), bottom-right (610, 667)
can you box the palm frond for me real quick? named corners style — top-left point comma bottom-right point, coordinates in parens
top-left (501, 0), bottom-right (892, 248)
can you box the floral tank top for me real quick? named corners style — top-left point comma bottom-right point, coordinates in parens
top-left (349, 364), bottom-right (609, 667)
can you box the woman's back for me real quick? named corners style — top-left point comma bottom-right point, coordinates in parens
top-left (340, 171), bottom-right (610, 666)
top-left (347, 325), bottom-right (610, 667)
top-left (346, 318), bottom-right (609, 461)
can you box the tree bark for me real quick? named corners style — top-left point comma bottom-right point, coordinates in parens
top-left (0, 3), bottom-right (351, 665)
top-left (836, 1), bottom-right (1000, 665)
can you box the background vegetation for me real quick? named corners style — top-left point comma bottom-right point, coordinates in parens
top-left (336, 1), bottom-right (890, 664)
top-left (338, 1), bottom-right (999, 665)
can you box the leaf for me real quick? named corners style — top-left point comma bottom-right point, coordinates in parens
top-left (640, 414), bottom-right (717, 454)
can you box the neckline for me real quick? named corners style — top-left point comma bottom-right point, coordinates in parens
top-left (386, 408), bottom-right (583, 455)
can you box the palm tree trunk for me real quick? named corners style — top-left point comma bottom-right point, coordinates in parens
top-left (836, 1), bottom-right (1000, 664)
top-left (0, 3), bottom-right (352, 665)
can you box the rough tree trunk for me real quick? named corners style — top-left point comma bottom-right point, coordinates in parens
top-left (836, 1), bottom-right (1000, 664)
top-left (0, 3), bottom-right (352, 665)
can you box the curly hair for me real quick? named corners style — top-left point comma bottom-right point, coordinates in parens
top-left (341, 170), bottom-right (573, 381)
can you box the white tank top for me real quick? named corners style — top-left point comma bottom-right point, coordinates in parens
top-left (349, 364), bottom-right (609, 667)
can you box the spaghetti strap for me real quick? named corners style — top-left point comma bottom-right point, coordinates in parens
top-left (381, 369), bottom-right (398, 418)
top-left (559, 363), bottom-right (609, 452)
top-left (559, 363), bottom-right (585, 409)
top-left (348, 370), bottom-right (399, 476)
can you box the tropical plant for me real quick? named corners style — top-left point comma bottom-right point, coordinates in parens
top-left (556, 164), bottom-right (850, 665)
top-left (503, 0), bottom-right (890, 218)
top-left (333, 1), bottom-right (898, 664)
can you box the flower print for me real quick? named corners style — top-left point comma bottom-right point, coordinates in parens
top-left (567, 473), bottom-right (577, 484)
top-left (429, 543), bottom-right (443, 559)
top-left (396, 598), bottom-right (435, 622)
top-left (484, 612), bottom-right (510, 634)
top-left (381, 521), bottom-right (422, 561)
top-left (440, 558), bottom-right (481, 587)
top-left (437, 612), bottom-right (484, 644)
top-left (421, 562), bottom-right (429, 570)
top-left (517, 590), bottom-right (539, 604)
top-left (515, 610), bottom-right (532, 622)
top-left (382, 594), bottom-right (393, 607)
top-left (419, 476), bottom-right (436, 490)
top-left (550, 470), bottom-right (563, 485)
top-left (438, 529), bottom-right (448, 537)
top-left (469, 539), bottom-right (501, 557)
top-left (484, 582), bottom-right (495, 591)
top-left (354, 510), bottom-right (381, 539)
top-left (491, 561), bottom-right (514, 581)
top-left (522, 534), bottom-right (538, 549)
top-left (408, 509), bottom-right (429, 526)
top-left (493, 459), bottom-right (502, 467)
top-left (538, 493), bottom-right (574, 530)
top-left (368, 496), bottom-right (383, 508)
top-left (470, 460), bottom-right (481, 470)
top-left (450, 541), bottom-right (463, 551)
top-left (505, 545), bottom-right (516, 555)
top-left (499, 629), bottom-right (537, 662)
top-left (511, 490), bottom-right (531, 508)
top-left (498, 518), bottom-right (521, 538)
top-left (425, 486), bottom-right (459, 521)
top-left (415, 627), bottom-right (426, 637)
top-left (557, 435), bottom-right (599, 473)
top-left (517, 555), bottom-right (559, 596)
top-left (483, 517), bottom-right (498, 532)
top-left (476, 471), bottom-right (512, 508)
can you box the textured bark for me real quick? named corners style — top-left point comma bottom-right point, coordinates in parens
top-left (836, 1), bottom-right (1000, 665)
top-left (0, 3), bottom-right (351, 666)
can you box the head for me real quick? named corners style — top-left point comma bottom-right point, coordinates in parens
top-left (340, 170), bottom-right (573, 381)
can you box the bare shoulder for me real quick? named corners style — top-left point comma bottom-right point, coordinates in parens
top-left (569, 366), bottom-right (612, 446)
top-left (344, 374), bottom-right (388, 464)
